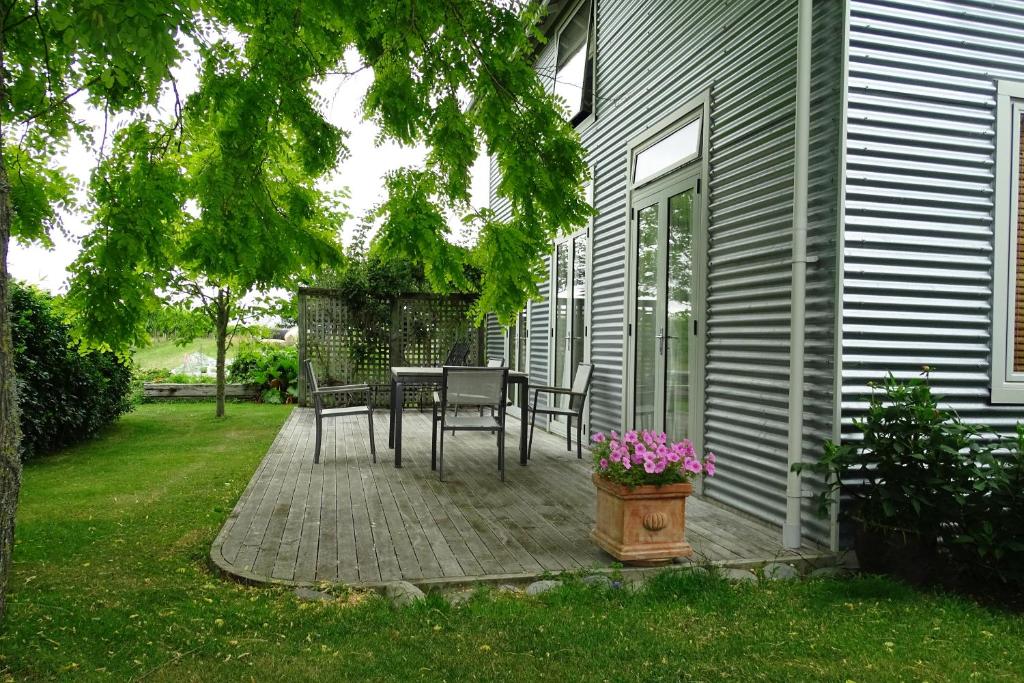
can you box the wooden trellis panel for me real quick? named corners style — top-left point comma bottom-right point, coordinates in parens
top-left (298, 289), bottom-right (482, 407)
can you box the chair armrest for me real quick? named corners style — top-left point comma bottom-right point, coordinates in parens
top-left (529, 385), bottom-right (576, 396)
top-left (314, 384), bottom-right (370, 396)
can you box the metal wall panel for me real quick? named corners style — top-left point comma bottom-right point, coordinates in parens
top-left (489, 0), bottom-right (842, 542)
top-left (844, 0), bottom-right (1024, 444)
top-left (484, 313), bottom-right (505, 362)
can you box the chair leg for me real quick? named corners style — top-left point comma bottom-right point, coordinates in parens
top-left (498, 427), bottom-right (505, 481)
top-left (438, 417), bottom-right (446, 482)
top-left (368, 409), bottom-right (376, 463)
top-left (313, 414), bottom-right (323, 464)
top-left (431, 405), bottom-right (438, 471)
top-left (528, 407), bottom-right (538, 459)
top-left (566, 416), bottom-right (573, 451)
top-left (576, 416), bottom-right (583, 459)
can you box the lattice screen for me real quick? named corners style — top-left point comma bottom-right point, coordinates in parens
top-left (298, 289), bottom-right (482, 407)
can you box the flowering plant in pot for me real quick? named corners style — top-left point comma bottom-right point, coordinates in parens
top-left (589, 430), bottom-right (715, 564)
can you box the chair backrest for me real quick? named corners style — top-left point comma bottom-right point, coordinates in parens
top-left (443, 341), bottom-right (472, 367)
top-left (487, 357), bottom-right (505, 368)
top-left (441, 366), bottom-right (507, 412)
top-left (303, 359), bottom-right (322, 410)
top-left (303, 359), bottom-right (320, 393)
top-left (569, 363), bottom-right (595, 413)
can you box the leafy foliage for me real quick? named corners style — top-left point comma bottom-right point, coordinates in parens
top-left (797, 372), bottom-right (1024, 587)
top-left (10, 281), bottom-right (133, 461)
top-left (228, 342), bottom-right (299, 404)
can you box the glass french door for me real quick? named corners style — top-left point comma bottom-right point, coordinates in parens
top-left (631, 176), bottom-right (698, 439)
top-left (507, 310), bottom-right (528, 407)
top-left (551, 231), bottom-right (589, 420)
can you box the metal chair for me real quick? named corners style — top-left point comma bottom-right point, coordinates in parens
top-left (528, 362), bottom-right (595, 460)
top-left (432, 366), bottom-right (509, 481)
top-left (303, 359), bottom-right (375, 464)
top-left (442, 341), bottom-right (472, 366)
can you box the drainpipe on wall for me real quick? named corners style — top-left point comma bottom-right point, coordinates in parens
top-left (784, 0), bottom-right (813, 550)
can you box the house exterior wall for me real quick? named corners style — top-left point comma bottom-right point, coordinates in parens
top-left (489, 0), bottom-right (842, 543)
top-left (842, 0), bottom-right (1024, 440)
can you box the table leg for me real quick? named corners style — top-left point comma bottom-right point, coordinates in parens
top-left (394, 381), bottom-right (404, 468)
top-left (518, 378), bottom-right (528, 466)
top-left (388, 377), bottom-right (396, 449)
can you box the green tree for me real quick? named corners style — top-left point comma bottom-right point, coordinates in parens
top-left (0, 0), bottom-right (590, 620)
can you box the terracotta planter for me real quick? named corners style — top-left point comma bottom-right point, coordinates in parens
top-left (590, 473), bottom-right (693, 565)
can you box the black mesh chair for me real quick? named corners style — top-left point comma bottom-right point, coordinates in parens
top-left (303, 360), bottom-right (375, 464)
top-left (528, 362), bottom-right (595, 460)
top-left (431, 366), bottom-right (509, 481)
top-left (442, 341), bottom-right (472, 366)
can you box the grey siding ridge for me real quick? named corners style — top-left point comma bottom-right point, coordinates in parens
top-left (843, 0), bottom-right (1024, 441)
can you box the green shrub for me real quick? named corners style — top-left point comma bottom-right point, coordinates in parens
top-left (228, 342), bottom-right (298, 404)
top-left (799, 371), bottom-right (1024, 587)
top-left (11, 281), bottom-right (134, 460)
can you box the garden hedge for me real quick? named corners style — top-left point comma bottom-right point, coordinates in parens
top-left (11, 280), bottom-right (133, 460)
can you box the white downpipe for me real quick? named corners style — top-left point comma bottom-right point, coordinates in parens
top-left (784, 0), bottom-right (812, 550)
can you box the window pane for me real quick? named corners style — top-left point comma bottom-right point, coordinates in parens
top-left (633, 119), bottom-right (701, 185)
top-left (554, 242), bottom-right (570, 407)
top-left (1016, 113), bottom-right (1024, 372)
top-left (572, 235), bottom-right (587, 372)
top-left (665, 191), bottom-right (693, 440)
top-left (556, 0), bottom-right (593, 123)
top-left (634, 203), bottom-right (658, 431)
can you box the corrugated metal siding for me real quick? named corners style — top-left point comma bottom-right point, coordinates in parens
top-left (844, 0), bottom-right (1024, 443)
top-left (484, 314), bottom-right (505, 362)
top-left (489, 0), bottom-right (843, 540)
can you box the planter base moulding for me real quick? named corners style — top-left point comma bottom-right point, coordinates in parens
top-left (590, 473), bottom-right (694, 565)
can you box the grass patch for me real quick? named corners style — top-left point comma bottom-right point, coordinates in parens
top-left (133, 336), bottom-right (261, 371)
top-left (2, 404), bottom-right (1023, 681)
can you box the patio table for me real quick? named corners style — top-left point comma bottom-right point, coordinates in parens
top-left (388, 366), bottom-right (530, 468)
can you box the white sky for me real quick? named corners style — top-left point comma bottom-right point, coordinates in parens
top-left (8, 48), bottom-right (491, 293)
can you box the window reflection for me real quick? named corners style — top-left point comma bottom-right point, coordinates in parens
top-left (556, 0), bottom-right (594, 126)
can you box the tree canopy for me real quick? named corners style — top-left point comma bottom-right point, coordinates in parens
top-left (0, 0), bottom-right (591, 618)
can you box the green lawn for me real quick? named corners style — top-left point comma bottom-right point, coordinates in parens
top-left (133, 336), bottom-right (254, 371)
top-left (2, 404), bottom-right (1023, 681)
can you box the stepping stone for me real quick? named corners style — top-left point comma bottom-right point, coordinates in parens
top-left (763, 562), bottom-right (801, 580)
top-left (809, 566), bottom-right (850, 579)
top-left (294, 587), bottom-right (335, 602)
top-left (525, 580), bottom-right (562, 596)
top-left (383, 581), bottom-right (426, 607)
top-left (721, 568), bottom-right (757, 583)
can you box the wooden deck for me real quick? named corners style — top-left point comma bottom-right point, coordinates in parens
top-left (211, 408), bottom-right (830, 587)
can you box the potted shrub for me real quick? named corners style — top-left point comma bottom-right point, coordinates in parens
top-left (589, 430), bottom-right (715, 565)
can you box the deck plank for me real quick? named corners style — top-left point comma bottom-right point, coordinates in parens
top-left (214, 408), bottom-right (833, 585)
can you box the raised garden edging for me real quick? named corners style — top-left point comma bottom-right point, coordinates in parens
top-left (143, 382), bottom-right (259, 399)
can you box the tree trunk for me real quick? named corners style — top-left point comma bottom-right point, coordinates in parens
top-left (0, 140), bottom-right (22, 621)
top-left (215, 290), bottom-right (229, 418)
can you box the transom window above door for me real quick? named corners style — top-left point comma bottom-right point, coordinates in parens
top-left (633, 118), bottom-right (701, 186)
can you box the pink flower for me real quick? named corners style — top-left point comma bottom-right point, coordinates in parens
top-left (643, 459), bottom-right (657, 474)
top-left (599, 458), bottom-right (609, 470)
top-left (655, 445), bottom-right (670, 458)
top-left (706, 452), bottom-right (716, 464)
top-left (685, 459), bottom-right (702, 474)
top-left (609, 450), bottom-right (622, 463)
top-left (656, 432), bottom-right (668, 445)
top-left (666, 451), bottom-right (680, 463)
top-left (609, 440), bottom-right (619, 452)
top-left (610, 430), bottom-right (619, 441)
top-left (705, 462), bottom-right (716, 477)
top-left (592, 432), bottom-right (606, 443)
top-left (634, 442), bottom-right (647, 454)
top-left (622, 456), bottom-right (632, 470)
top-left (623, 431), bottom-right (638, 444)
top-left (654, 459), bottom-right (667, 474)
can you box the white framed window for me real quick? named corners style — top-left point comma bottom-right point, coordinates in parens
top-left (992, 80), bottom-right (1024, 403)
top-left (554, 0), bottom-right (595, 127)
